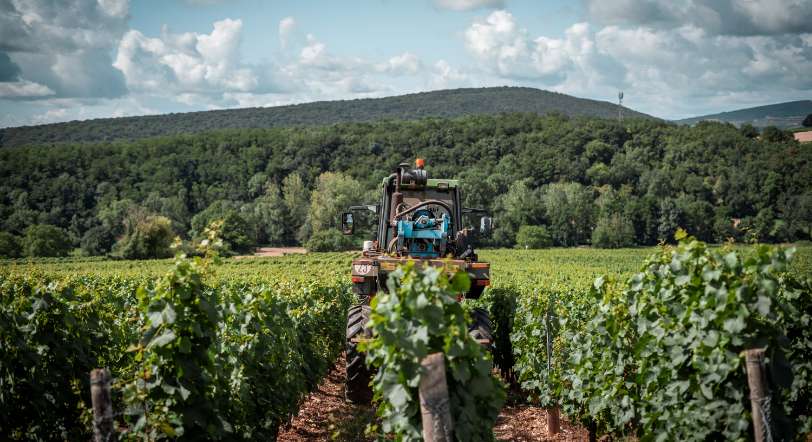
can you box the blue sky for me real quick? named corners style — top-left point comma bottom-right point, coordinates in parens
top-left (1, 0), bottom-right (811, 127)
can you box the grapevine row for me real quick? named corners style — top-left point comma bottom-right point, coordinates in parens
top-left (0, 251), bottom-right (353, 440)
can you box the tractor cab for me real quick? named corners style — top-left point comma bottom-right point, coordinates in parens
top-left (341, 159), bottom-right (492, 261)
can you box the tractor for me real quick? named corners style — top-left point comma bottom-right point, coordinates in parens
top-left (340, 158), bottom-right (494, 403)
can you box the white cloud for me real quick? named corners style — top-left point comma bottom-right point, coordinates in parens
top-left (376, 52), bottom-right (421, 75)
top-left (283, 32), bottom-right (384, 95)
top-left (595, 26), bottom-right (812, 96)
top-left (584, 0), bottom-right (812, 36)
top-left (459, 7), bottom-right (812, 118)
top-left (0, 0), bottom-right (128, 98)
top-left (431, 60), bottom-right (469, 88)
top-left (0, 80), bottom-right (55, 98)
top-left (299, 35), bottom-right (330, 67)
top-left (97, 0), bottom-right (129, 18)
top-left (114, 18), bottom-right (266, 96)
top-left (279, 17), bottom-right (295, 49)
top-left (463, 11), bottom-right (620, 87)
top-left (464, 10), bottom-right (533, 77)
top-left (110, 15), bottom-right (434, 111)
top-left (434, 0), bottom-right (505, 11)
top-left (197, 18), bottom-right (242, 63)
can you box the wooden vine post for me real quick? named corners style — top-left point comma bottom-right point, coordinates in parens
top-left (419, 352), bottom-right (453, 442)
top-left (90, 368), bottom-right (116, 442)
top-left (547, 407), bottom-right (560, 435)
top-left (744, 348), bottom-right (769, 442)
top-left (545, 295), bottom-right (560, 435)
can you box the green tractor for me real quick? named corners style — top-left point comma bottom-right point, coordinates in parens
top-left (340, 159), bottom-right (494, 403)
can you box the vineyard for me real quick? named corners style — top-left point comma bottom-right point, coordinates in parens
top-left (1, 240), bottom-right (811, 440)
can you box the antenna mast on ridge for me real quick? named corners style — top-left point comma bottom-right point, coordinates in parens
top-left (617, 91), bottom-right (624, 123)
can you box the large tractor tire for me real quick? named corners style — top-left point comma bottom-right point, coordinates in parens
top-left (345, 304), bottom-right (373, 404)
top-left (469, 307), bottom-right (494, 351)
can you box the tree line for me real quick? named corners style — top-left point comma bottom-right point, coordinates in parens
top-left (0, 113), bottom-right (809, 258)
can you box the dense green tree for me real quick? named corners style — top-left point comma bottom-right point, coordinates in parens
top-left (712, 206), bottom-right (740, 243)
top-left (675, 195), bottom-right (715, 242)
top-left (761, 126), bottom-right (794, 143)
top-left (243, 184), bottom-right (287, 245)
top-left (23, 224), bottom-right (71, 257)
top-left (803, 114), bottom-right (812, 127)
top-left (304, 172), bottom-right (367, 242)
top-left (0, 232), bottom-right (21, 258)
top-left (143, 192), bottom-right (190, 235)
top-left (282, 174), bottom-right (311, 244)
top-left (247, 172), bottom-right (270, 198)
top-left (584, 139), bottom-right (615, 163)
top-left (739, 123), bottom-right (759, 138)
top-left (542, 182), bottom-right (594, 246)
top-left (0, 114), bottom-right (809, 249)
top-left (592, 214), bottom-right (636, 248)
top-left (112, 215), bottom-right (175, 259)
top-left (304, 228), bottom-right (356, 252)
top-left (625, 195), bottom-right (659, 245)
top-left (219, 211), bottom-right (253, 254)
top-left (80, 225), bottom-right (115, 256)
top-left (98, 199), bottom-right (139, 238)
top-left (740, 208), bottom-right (779, 243)
top-left (657, 198), bottom-right (682, 243)
top-left (585, 162), bottom-right (612, 186)
top-left (492, 179), bottom-right (544, 246)
top-left (515, 225), bottom-right (552, 249)
top-left (191, 201), bottom-right (253, 254)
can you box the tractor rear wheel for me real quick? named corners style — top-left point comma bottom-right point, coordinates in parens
top-left (345, 304), bottom-right (373, 404)
top-left (469, 307), bottom-right (493, 351)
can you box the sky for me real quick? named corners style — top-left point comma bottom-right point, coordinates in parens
top-left (1, 0), bottom-right (811, 128)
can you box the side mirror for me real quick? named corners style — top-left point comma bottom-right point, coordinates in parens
top-left (480, 216), bottom-right (493, 235)
top-left (341, 212), bottom-right (354, 235)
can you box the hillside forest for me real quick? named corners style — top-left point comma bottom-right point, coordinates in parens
top-left (1, 113), bottom-right (810, 258)
top-left (0, 87), bottom-right (652, 148)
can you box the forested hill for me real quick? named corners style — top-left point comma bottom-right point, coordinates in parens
top-left (677, 100), bottom-right (812, 128)
top-left (0, 87), bottom-right (652, 147)
top-left (0, 113), bottom-right (809, 259)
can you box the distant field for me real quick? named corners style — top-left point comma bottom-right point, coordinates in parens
top-left (4, 244), bottom-right (810, 286)
top-left (0, 251), bottom-right (353, 283)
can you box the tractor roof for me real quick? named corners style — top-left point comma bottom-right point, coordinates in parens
top-left (381, 175), bottom-right (459, 189)
top-left (426, 178), bottom-right (458, 189)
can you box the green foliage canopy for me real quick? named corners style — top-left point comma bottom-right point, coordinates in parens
top-left (23, 224), bottom-right (70, 257)
top-left (0, 232), bottom-right (21, 258)
top-left (363, 264), bottom-right (505, 441)
top-left (112, 214), bottom-right (175, 260)
top-left (1, 113), bottom-right (810, 253)
top-left (515, 225), bottom-right (553, 249)
top-left (562, 235), bottom-right (811, 439)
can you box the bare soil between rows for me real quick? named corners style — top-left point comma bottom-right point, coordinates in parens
top-left (278, 353), bottom-right (589, 441)
top-left (234, 247), bottom-right (308, 258)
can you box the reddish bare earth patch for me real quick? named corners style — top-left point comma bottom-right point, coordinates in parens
top-left (278, 353), bottom-right (588, 441)
top-left (494, 405), bottom-right (589, 441)
top-left (278, 354), bottom-right (373, 442)
top-left (234, 247), bottom-right (308, 259)
top-left (795, 131), bottom-right (812, 143)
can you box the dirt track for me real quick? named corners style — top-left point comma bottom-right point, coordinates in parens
top-left (235, 247), bottom-right (308, 259)
top-left (795, 131), bottom-right (812, 143)
top-left (278, 353), bottom-right (588, 441)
